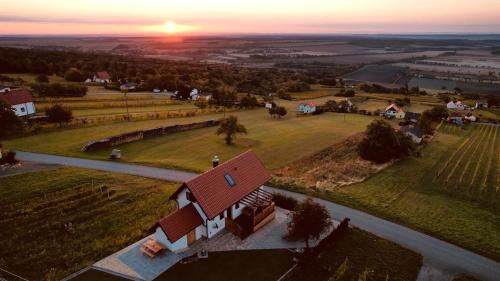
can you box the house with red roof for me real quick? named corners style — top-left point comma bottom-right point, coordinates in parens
top-left (298, 102), bottom-right (316, 114)
top-left (151, 150), bottom-right (275, 252)
top-left (93, 71), bottom-right (111, 84)
top-left (0, 89), bottom-right (36, 117)
top-left (383, 103), bottom-right (405, 119)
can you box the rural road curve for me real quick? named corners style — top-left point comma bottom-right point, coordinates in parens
top-left (14, 151), bottom-right (500, 281)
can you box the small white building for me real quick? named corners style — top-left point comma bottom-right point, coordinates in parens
top-left (447, 101), bottom-right (466, 110)
top-left (120, 83), bottom-right (138, 91)
top-left (190, 89), bottom-right (211, 101)
top-left (475, 101), bottom-right (488, 109)
top-left (0, 89), bottom-right (36, 117)
top-left (151, 151), bottom-right (275, 252)
top-left (93, 71), bottom-right (111, 84)
top-left (383, 104), bottom-right (405, 119)
top-left (298, 102), bottom-right (316, 114)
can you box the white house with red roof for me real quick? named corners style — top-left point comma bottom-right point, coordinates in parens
top-left (383, 103), bottom-right (405, 119)
top-left (151, 150), bottom-right (275, 252)
top-left (93, 71), bottom-right (111, 83)
top-left (298, 102), bottom-right (316, 114)
top-left (0, 89), bottom-right (36, 117)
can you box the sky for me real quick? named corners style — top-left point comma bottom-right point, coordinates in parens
top-left (0, 0), bottom-right (500, 35)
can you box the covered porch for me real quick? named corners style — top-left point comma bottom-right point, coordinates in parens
top-left (226, 188), bottom-right (275, 239)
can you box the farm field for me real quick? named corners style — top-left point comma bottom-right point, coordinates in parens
top-left (1, 73), bottom-right (67, 84)
top-left (434, 123), bottom-right (500, 204)
top-left (0, 167), bottom-right (179, 280)
top-left (287, 85), bottom-right (341, 100)
top-left (342, 64), bottom-right (410, 86)
top-left (71, 104), bottom-right (197, 117)
top-left (4, 109), bottom-right (375, 172)
top-left (278, 124), bottom-right (500, 261)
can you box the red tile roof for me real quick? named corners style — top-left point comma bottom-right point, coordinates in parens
top-left (0, 89), bottom-right (33, 106)
top-left (157, 203), bottom-right (203, 243)
top-left (171, 150), bottom-right (271, 220)
top-left (385, 103), bottom-right (403, 112)
top-left (95, 71), bottom-right (111, 80)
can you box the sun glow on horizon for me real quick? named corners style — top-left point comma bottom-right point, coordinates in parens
top-left (164, 20), bottom-right (177, 34)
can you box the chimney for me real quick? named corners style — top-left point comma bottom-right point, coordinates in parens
top-left (212, 155), bottom-right (220, 168)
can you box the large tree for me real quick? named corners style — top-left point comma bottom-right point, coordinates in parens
top-left (0, 100), bottom-right (24, 139)
top-left (287, 198), bottom-right (332, 249)
top-left (46, 104), bottom-right (73, 127)
top-left (216, 115), bottom-right (247, 145)
top-left (358, 120), bottom-right (415, 163)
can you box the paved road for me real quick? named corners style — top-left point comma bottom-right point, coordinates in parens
top-left (14, 151), bottom-right (500, 281)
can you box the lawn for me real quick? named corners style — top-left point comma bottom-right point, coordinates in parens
top-left (71, 104), bottom-right (197, 117)
top-left (2, 73), bottom-right (67, 84)
top-left (5, 109), bottom-right (374, 172)
top-left (0, 167), bottom-right (179, 280)
top-left (275, 124), bottom-right (500, 261)
top-left (286, 227), bottom-right (422, 281)
top-left (157, 250), bottom-right (294, 281)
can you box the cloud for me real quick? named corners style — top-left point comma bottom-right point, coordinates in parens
top-left (0, 15), bottom-right (161, 25)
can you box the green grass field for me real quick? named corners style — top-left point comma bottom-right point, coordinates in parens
top-left (2, 73), bottom-right (67, 84)
top-left (6, 109), bottom-right (374, 171)
top-left (0, 167), bottom-right (179, 280)
top-left (276, 124), bottom-right (500, 261)
top-left (286, 227), bottom-right (422, 281)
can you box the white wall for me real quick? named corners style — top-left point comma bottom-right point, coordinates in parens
top-left (12, 102), bottom-right (35, 117)
top-left (207, 210), bottom-right (226, 238)
top-left (231, 201), bottom-right (246, 219)
top-left (175, 188), bottom-right (190, 209)
top-left (155, 226), bottom-right (188, 252)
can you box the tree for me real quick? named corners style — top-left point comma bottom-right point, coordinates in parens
top-left (46, 104), bottom-right (73, 127)
top-left (358, 120), bottom-right (415, 163)
top-left (64, 68), bottom-right (86, 82)
top-left (216, 115), bottom-right (247, 145)
top-left (287, 198), bottom-right (332, 249)
top-left (0, 100), bottom-right (24, 139)
top-left (36, 73), bottom-right (49, 83)
top-left (269, 106), bottom-right (287, 119)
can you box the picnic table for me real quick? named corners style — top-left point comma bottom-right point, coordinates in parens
top-left (141, 239), bottom-right (165, 258)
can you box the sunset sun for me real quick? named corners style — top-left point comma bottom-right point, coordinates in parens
top-left (164, 21), bottom-right (177, 34)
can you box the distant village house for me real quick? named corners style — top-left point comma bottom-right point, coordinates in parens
top-left (383, 103), bottom-right (405, 119)
top-left (400, 125), bottom-right (424, 144)
top-left (0, 85), bottom-right (11, 93)
top-left (404, 112), bottom-right (421, 124)
top-left (93, 71), bottom-right (111, 84)
top-left (298, 102), bottom-right (316, 114)
top-left (447, 101), bottom-right (466, 110)
top-left (0, 89), bottom-right (36, 117)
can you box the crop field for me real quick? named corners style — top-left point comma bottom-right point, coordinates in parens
top-left (0, 167), bottom-right (178, 280)
top-left (434, 124), bottom-right (500, 203)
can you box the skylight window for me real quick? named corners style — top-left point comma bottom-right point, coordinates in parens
top-left (224, 173), bottom-right (236, 187)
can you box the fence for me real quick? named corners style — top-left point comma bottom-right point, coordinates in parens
top-left (81, 119), bottom-right (220, 152)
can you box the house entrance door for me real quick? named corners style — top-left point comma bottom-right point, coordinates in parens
top-left (227, 207), bottom-right (232, 219)
top-left (187, 229), bottom-right (196, 245)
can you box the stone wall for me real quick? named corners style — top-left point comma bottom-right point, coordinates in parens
top-left (81, 120), bottom-right (219, 152)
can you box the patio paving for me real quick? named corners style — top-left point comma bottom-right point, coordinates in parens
top-left (92, 207), bottom-right (337, 281)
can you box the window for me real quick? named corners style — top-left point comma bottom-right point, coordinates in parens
top-left (186, 191), bottom-right (196, 202)
top-left (235, 202), bottom-right (240, 209)
top-left (224, 173), bottom-right (236, 187)
top-left (20, 107), bottom-right (25, 112)
top-left (219, 213), bottom-right (225, 220)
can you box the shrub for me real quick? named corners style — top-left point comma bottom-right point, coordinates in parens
top-left (286, 81), bottom-right (311, 93)
top-left (0, 151), bottom-right (18, 165)
top-left (32, 83), bottom-right (87, 97)
top-left (36, 74), bottom-right (49, 83)
top-left (273, 193), bottom-right (298, 210)
top-left (0, 100), bottom-right (24, 139)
